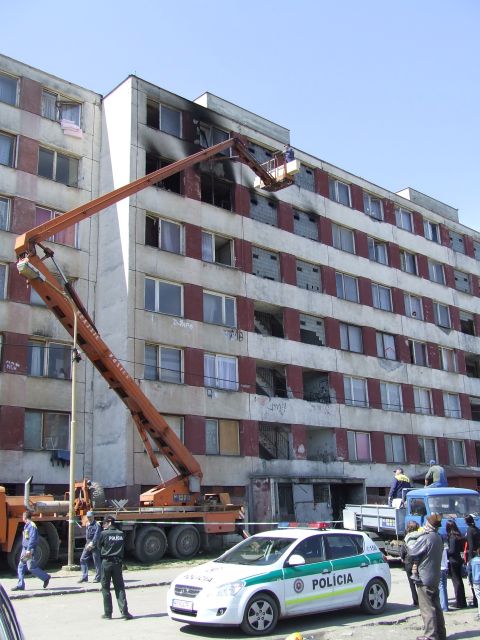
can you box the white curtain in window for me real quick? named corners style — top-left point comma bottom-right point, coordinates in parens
top-left (42, 91), bottom-right (56, 119)
top-left (0, 197), bottom-right (8, 230)
top-left (203, 293), bottom-right (222, 324)
top-left (161, 347), bottom-right (181, 383)
top-left (216, 356), bottom-right (237, 390)
top-left (205, 419), bottom-right (219, 454)
top-left (204, 354), bottom-right (216, 387)
top-left (202, 232), bottom-right (214, 262)
top-left (28, 342), bottom-right (44, 376)
top-left (161, 220), bottom-right (180, 253)
top-left (0, 264), bottom-right (5, 299)
top-left (59, 103), bottom-right (81, 126)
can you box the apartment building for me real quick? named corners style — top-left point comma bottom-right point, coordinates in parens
top-left (1, 55), bottom-right (480, 522)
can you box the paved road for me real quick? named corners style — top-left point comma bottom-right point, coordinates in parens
top-left (2, 565), bottom-right (478, 640)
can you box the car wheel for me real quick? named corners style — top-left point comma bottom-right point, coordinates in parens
top-left (240, 592), bottom-right (278, 636)
top-left (361, 578), bottom-right (387, 614)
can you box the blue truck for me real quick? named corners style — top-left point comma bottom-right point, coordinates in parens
top-left (342, 486), bottom-right (480, 557)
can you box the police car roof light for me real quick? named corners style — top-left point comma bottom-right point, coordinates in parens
top-left (278, 521), bottom-right (328, 530)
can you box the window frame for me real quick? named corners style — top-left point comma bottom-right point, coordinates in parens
top-left (24, 409), bottom-right (70, 451)
top-left (428, 259), bottom-right (445, 284)
top-left (439, 347), bottom-right (457, 372)
top-left (144, 276), bottom-right (183, 317)
top-left (201, 230), bottom-right (234, 266)
top-left (395, 207), bottom-right (413, 232)
top-left (144, 343), bottom-right (183, 384)
top-left (368, 237), bottom-right (388, 265)
top-left (376, 331), bottom-right (396, 360)
top-left (0, 195), bottom-right (10, 231)
top-left (408, 339), bottom-right (428, 366)
top-left (380, 381), bottom-right (403, 412)
top-left (204, 353), bottom-right (238, 391)
top-left (0, 262), bottom-right (7, 300)
top-left (27, 339), bottom-right (72, 379)
top-left (336, 272), bottom-right (359, 303)
top-left (0, 72), bottom-right (18, 106)
top-left (404, 293), bottom-right (423, 320)
top-left (424, 220), bottom-right (440, 243)
top-left (363, 193), bottom-right (384, 220)
top-left (384, 433), bottom-right (406, 463)
top-left (37, 146), bottom-right (79, 187)
top-left (339, 322), bottom-right (363, 353)
top-left (41, 89), bottom-right (82, 127)
top-left (418, 436), bottom-right (437, 464)
top-left (205, 418), bottom-right (240, 456)
top-left (332, 223), bottom-right (355, 254)
top-left (145, 214), bottom-right (183, 254)
top-left (433, 302), bottom-right (451, 328)
top-left (347, 430), bottom-right (372, 462)
top-left (447, 439), bottom-right (466, 465)
top-left (328, 177), bottom-right (351, 207)
top-left (203, 290), bottom-right (236, 327)
top-left (35, 206), bottom-right (77, 247)
top-left (372, 282), bottom-right (392, 311)
top-left (400, 249), bottom-right (418, 275)
top-left (0, 131), bottom-right (16, 168)
top-left (413, 387), bottom-right (433, 415)
top-left (443, 392), bottom-right (461, 418)
top-left (343, 376), bottom-right (368, 408)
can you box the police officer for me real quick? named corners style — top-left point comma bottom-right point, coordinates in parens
top-left (12, 511), bottom-right (51, 591)
top-left (99, 515), bottom-right (132, 620)
top-left (78, 510), bottom-right (102, 583)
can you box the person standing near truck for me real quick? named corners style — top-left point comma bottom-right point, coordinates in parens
top-left (465, 515), bottom-right (480, 607)
top-left (79, 510), bottom-right (102, 583)
top-left (425, 460), bottom-right (448, 488)
top-left (99, 515), bottom-right (132, 620)
top-left (11, 511), bottom-right (51, 592)
top-left (406, 513), bottom-right (446, 640)
top-left (446, 519), bottom-right (467, 608)
top-left (388, 467), bottom-right (411, 507)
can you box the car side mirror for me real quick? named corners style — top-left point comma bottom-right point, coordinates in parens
top-left (287, 554), bottom-right (305, 567)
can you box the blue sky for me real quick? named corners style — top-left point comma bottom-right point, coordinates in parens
top-left (3, 1), bottom-right (479, 231)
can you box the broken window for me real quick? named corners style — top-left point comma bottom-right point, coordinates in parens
top-left (293, 209), bottom-right (318, 240)
top-left (460, 310), bottom-right (475, 335)
top-left (256, 365), bottom-right (287, 398)
top-left (252, 247), bottom-right (280, 281)
top-left (250, 193), bottom-right (277, 226)
top-left (197, 124), bottom-right (230, 153)
top-left (299, 314), bottom-right (325, 346)
top-left (203, 290), bottom-right (236, 327)
top-left (205, 419), bottom-right (240, 455)
top-left (145, 154), bottom-right (181, 193)
top-left (38, 147), bottom-right (78, 187)
top-left (201, 231), bottom-right (233, 266)
top-left (254, 305), bottom-right (284, 338)
top-left (144, 344), bottom-right (183, 383)
top-left (144, 277), bottom-right (182, 316)
top-left (303, 371), bottom-right (330, 403)
top-left (24, 410), bottom-right (69, 451)
top-left (332, 224), bottom-right (355, 254)
top-left (296, 260), bottom-right (321, 292)
top-left (200, 173), bottom-right (232, 211)
top-left (259, 423), bottom-right (290, 460)
top-left (0, 72), bottom-right (17, 105)
top-left (0, 132), bottom-right (15, 167)
top-left (145, 215), bottom-right (182, 253)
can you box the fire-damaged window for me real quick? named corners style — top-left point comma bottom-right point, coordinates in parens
top-left (293, 209), bottom-right (318, 240)
top-left (145, 214), bottom-right (182, 253)
top-left (145, 154), bottom-right (181, 194)
top-left (303, 371), bottom-right (330, 403)
top-left (146, 99), bottom-right (182, 137)
top-left (299, 314), bottom-right (325, 346)
top-left (200, 174), bottom-right (232, 210)
top-left (196, 123), bottom-right (230, 153)
top-left (294, 164), bottom-right (315, 191)
top-left (205, 419), bottom-right (240, 455)
top-left (24, 410), bottom-right (70, 451)
top-left (460, 310), bottom-right (475, 336)
top-left (252, 247), bottom-right (280, 281)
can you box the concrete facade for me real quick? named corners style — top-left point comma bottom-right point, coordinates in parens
top-left (1, 55), bottom-right (480, 522)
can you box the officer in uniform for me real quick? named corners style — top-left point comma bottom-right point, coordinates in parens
top-left (78, 510), bottom-right (102, 583)
top-left (12, 511), bottom-right (51, 591)
top-left (99, 515), bottom-right (133, 620)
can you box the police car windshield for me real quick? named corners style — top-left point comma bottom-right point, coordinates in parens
top-left (215, 536), bottom-right (296, 565)
top-left (428, 494), bottom-right (480, 518)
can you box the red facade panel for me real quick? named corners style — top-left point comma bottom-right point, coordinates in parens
top-left (431, 389), bottom-right (445, 417)
top-left (11, 197), bottom-right (36, 235)
top-left (17, 136), bottom-right (38, 175)
top-left (286, 365), bottom-right (303, 399)
top-left (329, 372), bottom-right (344, 404)
top-left (417, 254), bottom-right (429, 280)
top-left (444, 265), bottom-right (455, 289)
top-left (314, 168), bottom-right (330, 198)
top-left (321, 265), bottom-right (337, 296)
top-left (464, 235), bottom-right (475, 259)
top-left (238, 356), bottom-right (256, 394)
top-left (236, 296), bottom-right (254, 332)
top-left (318, 216), bottom-right (332, 246)
top-left (183, 347), bottom-right (204, 387)
top-left (181, 111), bottom-right (194, 142)
top-left (291, 424), bottom-right (307, 459)
top-left (367, 379), bottom-right (381, 411)
top-left (283, 308), bottom-right (300, 341)
top-left (0, 405), bottom-right (24, 450)
top-left (427, 343), bottom-right (440, 369)
top-left (470, 275), bottom-right (480, 298)
top-left (183, 283), bottom-right (203, 322)
top-left (422, 297), bottom-right (434, 324)
top-left (280, 253), bottom-right (297, 286)
top-left (450, 306), bottom-right (460, 331)
top-left (7, 262), bottom-right (29, 303)
top-left (358, 277), bottom-right (373, 307)
top-left (324, 317), bottom-right (340, 350)
top-left (391, 287), bottom-right (405, 315)
top-left (184, 223), bottom-right (202, 260)
top-left (456, 349), bottom-right (466, 375)
top-left (1, 332), bottom-right (28, 375)
top-left (388, 244), bottom-right (401, 270)
top-left (370, 432), bottom-right (385, 463)
top-left (350, 184), bottom-right (364, 212)
top-left (240, 420), bottom-right (259, 456)
top-left (383, 199), bottom-right (395, 225)
top-left (412, 211), bottom-right (424, 237)
top-left (354, 230), bottom-right (369, 259)
top-left (183, 167), bottom-right (200, 200)
top-left (277, 201), bottom-right (293, 233)
top-left (19, 77), bottom-right (42, 115)
top-left (405, 434), bottom-right (421, 465)
top-left (362, 326), bottom-right (377, 357)
top-left (234, 239), bottom-right (252, 273)
top-left (475, 314), bottom-right (480, 338)
top-left (335, 428), bottom-right (349, 460)
top-left (465, 440), bottom-right (477, 467)
top-left (459, 394), bottom-right (472, 420)
top-left (184, 415), bottom-right (205, 455)
top-left (401, 384), bottom-right (415, 413)
top-left (439, 224), bottom-right (451, 247)
top-left (233, 184), bottom-right (250, 217)
top-left (436, 437), bottom-right (449, 465)
top-left (395, 335), bottom-right (411, 363)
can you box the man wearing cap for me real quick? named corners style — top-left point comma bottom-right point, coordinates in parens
top-left (99, 515), bottom-right (132, 620)
top-left (79, 510), bottom-right (102, 583)
top-left (406, 513), bottom-right (446, 640)
top-left (425, 460), bottom-right (448, 488)
top-left (388, 467), bottom-right (411, 507)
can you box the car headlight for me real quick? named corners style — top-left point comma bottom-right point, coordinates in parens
top-left (215, 581), bottom-right (245, 597)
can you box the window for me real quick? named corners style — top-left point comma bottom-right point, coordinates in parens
top-left (41, 90), bottom-right (81, 127)
top-left (440, 347), bottom-right (457, 372)
top-left (146, 100), bottom-right (182, 136)
top-left (38, 147), bottom-right (78, 187)
top-left (299, 314), bottom-right (325, 346)
top-left (344, 376), bottom-right (368, 408)
top-left (253, 247), bottom-right (280, 281)
top-left (296, 260), bottom-right (321, 291)
top-left (205, 419), bottom-right (240, 455)
top-left (328, 177), bottom-right (351, 206)
top-left (203, 291), bottom-right (236, 327)
top-left (414, 387), bottom-right (433, 415)
top-left (448, 439), bottom-right (465, 465)
top-left (27, 340), bottom-right (71, 379)
top-left (0, 196), bottom-right (10, 231)
top-left (35, 206), bottom-right (76, 247)
top-left (449, 230), bottom-right (465, 254)
top-left (24, 410), bottom-right (69, 450)
top-left (295, 164), bottom-right (315, 191)
top-left (385, 434), bottom-right (406, 463)
top-left (0, 72), bottom-right (17, 105)
top-left (144, 344), bottom-right (183, 383)
top-left (454, 269), bottom-right (470, 294)
top-left (197, 124), bottom-right (229, 150)
top-left (145, 154), bottom-right (181, 193)
top-left (293, 209), bottom-right (318, 240)
top-left (424, 220), bottom-right (440, 243)
top-left (336, 272), bottom-right (359, 302)
top-left (460, 310), bottom-right (475, 335)
top-left (443, 393), bottom-right (461, 418)
top-left (200, 174), bottom-right (232, 210)
top-left (0, 132), bottom-right (15, 167)
top-left (380, 382), bottom-right (402, 412)
top-left (372, 283), bottom-right (392, 311)
top-left (395, 207), bottom-right (413, 232)
top-left (409, 339), bottom-right (428, 366)
top-left (144, 277), bottom-right (182, 316)
top-left (340, 323), bottom-right (363, 353)
top-left (332, 224), bottom-right (355, 253)
top-left (474, 241), bottom-right (480, 261)
top-left (428, 260), bottom-right (445, 284)
top-left (368, 237), bottom-right (388, 264)
top-left (145, 215), bottom-right (182, 253)
top-left (404, 294), bottom-right (423, 320)
top-left (201, 231), bottom-right (234, 266)
top-left (363, 193), bottom-right (383, 220)
top-left (400, 250), bottom-right (418, 275)
top-left (376, 332), bottom-right (396, 360)
top-left (204, 353), bottom-right (238, 391)
top-left (250, 194), bottom-right (277, 226)
top-left (433, 302), bottom-right (451, 328)
top-left (418, 437), bottom-right (436, 464)
top-left (0, 263), bottom-right (6, 299)
top-left (347, 430), bottom-right (371, 461)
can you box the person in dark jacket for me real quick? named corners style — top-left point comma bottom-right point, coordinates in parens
top-left (400, 520), bottom-right (420, 605)
top-left (446, 519), bottom-right (467, 608)
top-left (465, 514), bottom-right (480, 607)
top-left (406, 513), bottom-right (446, 640)
top-left (388, 467), bottom-right (411, 506)
top-left (79, 510), bottom-right (102, 583)
top-left (99, 516), bottom-right (132, 620)
top-left (12, 511), bottom-right (51, 591)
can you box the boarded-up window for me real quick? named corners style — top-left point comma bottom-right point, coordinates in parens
top-left (252, 247), bottom-right (280, 281)
top-left (454, 269), bottom-right (470, 293)
top-left (296, 260), bottom-right (321, 291)
top-left (449, 230), bottom-right (465, 254)
top-left (205, 419), bottom-right (239, 455)
top-left (250, 193), bottom-right (277, 226)
top-left (299, 314), bottom-right (325, 346)
top-left (293, 209), bottom-right (318, 240)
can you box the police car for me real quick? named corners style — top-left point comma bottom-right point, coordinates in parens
top-left (167, 526), bottom-right (391, 635)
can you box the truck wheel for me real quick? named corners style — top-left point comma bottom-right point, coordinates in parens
top-left (361, 578), bottom-right (388, 614)
top-left (240, 592), bottom-right (278, 635)
top-left (89, 482), bottom-right (106, 508)
top-left (7, 536), bottom-right (50, 573)
top-left (167, 525), bottom-right (201, 559)
top-left (201, 532), bottom-right (223, 555)
top-left (133, 527), bottom-right (167, 564)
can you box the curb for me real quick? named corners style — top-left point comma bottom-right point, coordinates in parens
top-left (8, 580), bottom-right (172, 600)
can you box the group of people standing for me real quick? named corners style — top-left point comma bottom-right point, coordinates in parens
top-left (12, 510), bottom-right (132, 621)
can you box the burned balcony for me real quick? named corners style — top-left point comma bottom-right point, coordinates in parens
top-left (306, 427), bottom-right (336, 462)
top-left (256, 365), bottom-right (287, 398)
top-left (254, 303), bottom-right (284, 338)
top-left (302, 371), bottom-right (331, 403)
top-left (145, 153), bottom-right (181, 194)
top-left (466, 353), bottom-right (480, 379)
top-left (259, 423), bottom-right (291, 460)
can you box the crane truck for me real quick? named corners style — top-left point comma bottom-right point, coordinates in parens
top-left (0, 137), bottom-right (298, 572)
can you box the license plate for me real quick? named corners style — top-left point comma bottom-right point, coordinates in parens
top-left (172, 598), bottom-right (194, 611)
